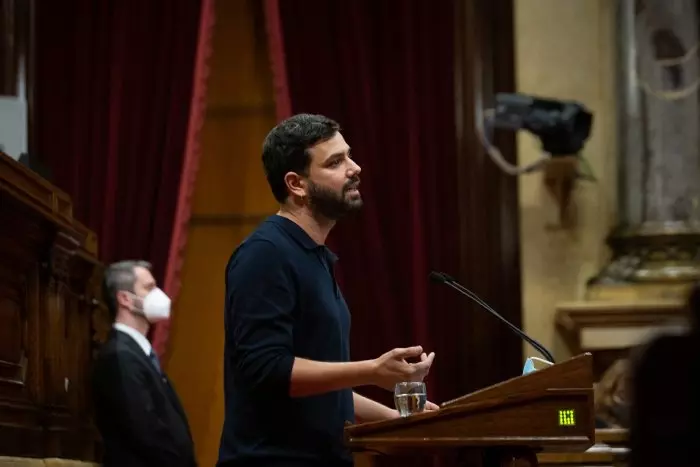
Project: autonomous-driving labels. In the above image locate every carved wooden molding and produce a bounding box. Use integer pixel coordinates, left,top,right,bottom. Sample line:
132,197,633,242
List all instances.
48,231,81,282
0,151,104,460
0,351,27,386
555,300,687,354
0,151,97,258
0,265,29,389
0,151,72,222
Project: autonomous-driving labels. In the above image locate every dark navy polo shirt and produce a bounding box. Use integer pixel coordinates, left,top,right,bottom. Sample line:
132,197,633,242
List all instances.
217,215,354,467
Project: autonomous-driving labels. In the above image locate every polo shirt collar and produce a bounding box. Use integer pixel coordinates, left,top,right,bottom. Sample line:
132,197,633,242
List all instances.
267,214,338,261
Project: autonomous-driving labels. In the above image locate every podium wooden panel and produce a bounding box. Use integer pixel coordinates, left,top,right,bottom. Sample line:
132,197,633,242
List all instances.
345,353,595,466
0,152,108,461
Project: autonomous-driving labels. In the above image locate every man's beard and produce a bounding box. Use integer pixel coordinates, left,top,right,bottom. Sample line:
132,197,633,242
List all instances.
307,178,363,221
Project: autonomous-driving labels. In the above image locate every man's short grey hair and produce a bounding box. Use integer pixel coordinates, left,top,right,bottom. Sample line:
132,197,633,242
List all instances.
103,260,152,318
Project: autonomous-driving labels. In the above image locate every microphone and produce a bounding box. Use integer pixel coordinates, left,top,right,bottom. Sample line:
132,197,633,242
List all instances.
429,271,555,363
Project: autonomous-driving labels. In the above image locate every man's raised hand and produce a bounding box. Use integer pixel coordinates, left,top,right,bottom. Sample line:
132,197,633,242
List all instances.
369,346,435,390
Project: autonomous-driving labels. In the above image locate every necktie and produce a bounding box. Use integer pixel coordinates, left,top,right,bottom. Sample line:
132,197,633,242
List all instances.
149,350,162,374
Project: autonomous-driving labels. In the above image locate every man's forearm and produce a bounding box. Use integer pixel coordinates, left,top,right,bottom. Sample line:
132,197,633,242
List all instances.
289,357,375,397
353,392,398,422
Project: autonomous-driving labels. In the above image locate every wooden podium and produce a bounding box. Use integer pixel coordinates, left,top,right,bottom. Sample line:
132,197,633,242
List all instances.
345,353,595,467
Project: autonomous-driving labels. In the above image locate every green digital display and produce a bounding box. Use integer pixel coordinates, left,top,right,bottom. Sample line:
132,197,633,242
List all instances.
558,409,576,426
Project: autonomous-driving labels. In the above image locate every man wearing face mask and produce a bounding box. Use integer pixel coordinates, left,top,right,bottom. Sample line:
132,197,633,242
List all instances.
92,260,196,467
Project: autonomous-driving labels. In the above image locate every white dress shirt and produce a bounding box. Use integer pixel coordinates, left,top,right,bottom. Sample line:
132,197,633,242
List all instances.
113,322,152,356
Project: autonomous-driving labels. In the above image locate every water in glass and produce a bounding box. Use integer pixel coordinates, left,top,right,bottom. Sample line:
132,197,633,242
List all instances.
394,382,426,417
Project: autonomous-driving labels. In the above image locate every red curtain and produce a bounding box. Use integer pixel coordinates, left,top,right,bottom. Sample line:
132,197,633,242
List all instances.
33,0,212,355
265,0,464,408
151,0,215,357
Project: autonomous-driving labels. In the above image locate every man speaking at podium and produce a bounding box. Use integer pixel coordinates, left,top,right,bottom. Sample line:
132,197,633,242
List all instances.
217,114,437,467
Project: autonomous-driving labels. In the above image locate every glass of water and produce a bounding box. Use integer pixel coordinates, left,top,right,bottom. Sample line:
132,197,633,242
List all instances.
394,381,427,417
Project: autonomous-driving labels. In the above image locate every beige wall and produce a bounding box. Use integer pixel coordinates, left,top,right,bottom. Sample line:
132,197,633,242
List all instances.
515,0,618,360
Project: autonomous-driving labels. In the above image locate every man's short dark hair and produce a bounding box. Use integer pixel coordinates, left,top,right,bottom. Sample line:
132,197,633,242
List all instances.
103,260,152,319
262,113,341,203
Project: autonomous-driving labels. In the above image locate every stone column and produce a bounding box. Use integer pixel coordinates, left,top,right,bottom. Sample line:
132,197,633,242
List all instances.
591,0,700,299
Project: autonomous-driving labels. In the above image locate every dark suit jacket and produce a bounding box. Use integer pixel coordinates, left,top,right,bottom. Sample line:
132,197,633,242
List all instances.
92,329,197,467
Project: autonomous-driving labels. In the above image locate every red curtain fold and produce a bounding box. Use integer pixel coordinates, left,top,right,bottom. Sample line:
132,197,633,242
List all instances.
151,0,215,358
265,0,463,407
33,0,209,356
263,0,292,122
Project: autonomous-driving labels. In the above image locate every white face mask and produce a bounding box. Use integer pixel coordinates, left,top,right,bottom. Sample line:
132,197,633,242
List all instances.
130,288,171,323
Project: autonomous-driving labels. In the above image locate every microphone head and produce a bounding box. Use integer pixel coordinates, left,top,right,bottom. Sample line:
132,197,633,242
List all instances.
442,272,457,282
428,271,447,283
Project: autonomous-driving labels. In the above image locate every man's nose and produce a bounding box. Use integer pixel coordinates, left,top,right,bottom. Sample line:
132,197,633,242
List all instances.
348,158,361,175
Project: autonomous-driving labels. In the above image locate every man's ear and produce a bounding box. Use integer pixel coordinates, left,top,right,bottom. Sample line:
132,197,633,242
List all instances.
115,290,131,309
284,172,307,199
